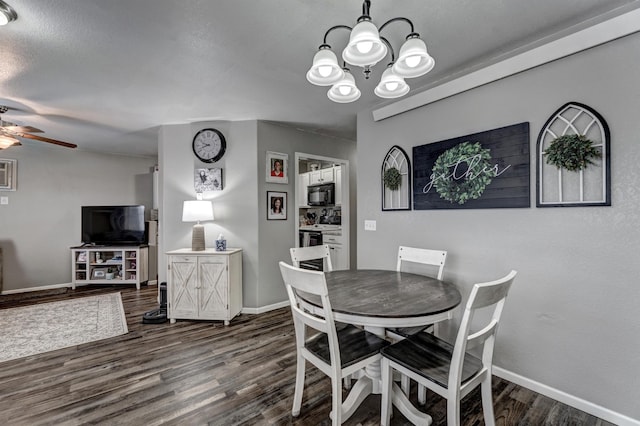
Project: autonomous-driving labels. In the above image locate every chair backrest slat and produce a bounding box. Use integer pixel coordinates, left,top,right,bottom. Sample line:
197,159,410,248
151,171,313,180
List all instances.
290,245,333,271
397,246,447,280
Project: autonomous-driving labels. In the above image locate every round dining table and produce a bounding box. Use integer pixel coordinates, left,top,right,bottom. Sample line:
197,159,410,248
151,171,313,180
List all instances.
298,269,462,423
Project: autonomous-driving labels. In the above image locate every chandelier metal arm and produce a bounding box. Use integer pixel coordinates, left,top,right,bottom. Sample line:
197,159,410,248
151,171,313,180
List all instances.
378,16,415,36
380,36,395,63
322,24,353,46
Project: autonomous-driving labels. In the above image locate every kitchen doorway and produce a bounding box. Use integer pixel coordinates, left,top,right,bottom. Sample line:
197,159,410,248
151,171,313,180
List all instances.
294,153,350,270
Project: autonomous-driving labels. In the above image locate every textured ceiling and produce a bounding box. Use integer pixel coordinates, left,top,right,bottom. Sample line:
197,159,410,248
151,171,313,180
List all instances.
0,0,638,157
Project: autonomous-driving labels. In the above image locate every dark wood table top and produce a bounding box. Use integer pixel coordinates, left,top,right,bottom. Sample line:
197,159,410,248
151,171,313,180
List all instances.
300,269,462,328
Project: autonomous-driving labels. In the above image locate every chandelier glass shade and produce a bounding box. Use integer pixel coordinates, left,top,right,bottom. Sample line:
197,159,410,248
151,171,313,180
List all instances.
327,69,361,103
0,1,17,26
306,0,434,103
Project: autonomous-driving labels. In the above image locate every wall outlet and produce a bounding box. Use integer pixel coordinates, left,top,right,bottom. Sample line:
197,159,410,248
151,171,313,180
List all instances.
364,220,376,231
0,196,8,205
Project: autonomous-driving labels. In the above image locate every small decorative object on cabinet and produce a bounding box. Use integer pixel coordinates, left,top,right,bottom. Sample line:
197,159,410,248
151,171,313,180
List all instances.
166,248,243,325
71,246,149,289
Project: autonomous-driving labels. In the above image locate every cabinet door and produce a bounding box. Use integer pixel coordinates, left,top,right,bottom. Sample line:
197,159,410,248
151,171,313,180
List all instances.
320,168,334,183
169,257,198,318
328,245,346,270
309,170,322,185
198,257,229,319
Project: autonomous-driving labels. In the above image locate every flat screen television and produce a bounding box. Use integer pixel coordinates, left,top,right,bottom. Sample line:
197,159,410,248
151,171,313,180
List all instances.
81,205,146,246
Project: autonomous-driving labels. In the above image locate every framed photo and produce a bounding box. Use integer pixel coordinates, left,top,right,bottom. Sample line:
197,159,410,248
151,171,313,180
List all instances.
194,168,223,192
0,159,17,191
266,151,288,184
267,191,287,220
92,268,106,279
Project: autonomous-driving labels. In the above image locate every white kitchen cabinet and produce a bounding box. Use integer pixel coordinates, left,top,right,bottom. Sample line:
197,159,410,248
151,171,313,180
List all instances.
309,168,334,185
167,248,243,325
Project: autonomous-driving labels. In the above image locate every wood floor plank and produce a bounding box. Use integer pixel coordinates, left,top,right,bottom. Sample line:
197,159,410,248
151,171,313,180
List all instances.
0,285,617,426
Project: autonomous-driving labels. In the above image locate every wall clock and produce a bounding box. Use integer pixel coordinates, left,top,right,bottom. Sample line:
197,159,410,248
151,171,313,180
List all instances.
192,128,226,163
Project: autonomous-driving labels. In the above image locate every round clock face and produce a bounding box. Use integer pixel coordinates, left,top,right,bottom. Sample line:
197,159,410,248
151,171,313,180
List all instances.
192,128,226,163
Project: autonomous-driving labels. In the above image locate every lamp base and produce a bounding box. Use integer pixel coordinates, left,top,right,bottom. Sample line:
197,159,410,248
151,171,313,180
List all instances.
191,223,206,251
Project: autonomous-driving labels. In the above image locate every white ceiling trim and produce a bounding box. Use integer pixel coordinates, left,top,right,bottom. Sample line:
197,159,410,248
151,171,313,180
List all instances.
372,7,640,122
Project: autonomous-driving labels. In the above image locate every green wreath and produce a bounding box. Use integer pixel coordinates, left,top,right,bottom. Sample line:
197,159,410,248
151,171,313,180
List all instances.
432,141,495,204
545,134,601,171
383,167,402,191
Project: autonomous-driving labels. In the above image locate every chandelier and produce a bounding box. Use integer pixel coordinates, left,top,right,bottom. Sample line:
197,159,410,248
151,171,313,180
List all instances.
306,0,434,103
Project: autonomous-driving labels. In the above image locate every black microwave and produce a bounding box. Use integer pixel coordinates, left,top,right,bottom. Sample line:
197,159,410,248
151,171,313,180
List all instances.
308,183,335,206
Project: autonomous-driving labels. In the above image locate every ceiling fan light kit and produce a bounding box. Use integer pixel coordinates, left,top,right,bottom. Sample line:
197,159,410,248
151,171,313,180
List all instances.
306,0,434,103
0,0,17,26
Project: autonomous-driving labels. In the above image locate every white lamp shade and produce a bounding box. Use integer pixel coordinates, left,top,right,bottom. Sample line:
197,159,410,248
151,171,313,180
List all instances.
306,48,345,86
342,20,387,67
374,67,410,98
327,70,361,103
182,200,214,222
392,37,435,78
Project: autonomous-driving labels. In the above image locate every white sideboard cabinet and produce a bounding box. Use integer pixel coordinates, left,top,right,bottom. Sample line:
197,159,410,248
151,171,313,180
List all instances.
71,246,149,289
166,248,243,325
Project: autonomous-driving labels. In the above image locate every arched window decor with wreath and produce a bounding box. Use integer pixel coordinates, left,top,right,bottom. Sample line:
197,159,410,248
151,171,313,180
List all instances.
537,102,610,207
382,145,411,210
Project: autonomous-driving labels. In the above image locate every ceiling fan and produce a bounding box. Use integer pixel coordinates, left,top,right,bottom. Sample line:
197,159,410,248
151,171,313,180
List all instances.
0,105,77,149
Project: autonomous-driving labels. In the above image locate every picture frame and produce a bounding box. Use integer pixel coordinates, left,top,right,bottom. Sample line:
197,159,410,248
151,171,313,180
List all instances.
194,168,223,192
0,159,17,191
267,191,287,220
92,268,106,279
266,151,288,184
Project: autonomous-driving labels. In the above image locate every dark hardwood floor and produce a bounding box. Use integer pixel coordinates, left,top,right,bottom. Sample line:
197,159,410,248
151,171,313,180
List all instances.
0,285,614,426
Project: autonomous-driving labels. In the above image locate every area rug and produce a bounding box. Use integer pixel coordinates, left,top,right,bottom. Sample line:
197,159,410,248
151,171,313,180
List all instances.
0,292,128,362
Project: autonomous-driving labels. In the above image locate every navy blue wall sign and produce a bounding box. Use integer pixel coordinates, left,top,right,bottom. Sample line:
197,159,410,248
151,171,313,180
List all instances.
413,122,530,210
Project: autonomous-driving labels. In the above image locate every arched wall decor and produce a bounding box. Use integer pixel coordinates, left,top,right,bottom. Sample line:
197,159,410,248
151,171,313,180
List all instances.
537,102,610,207
381,145,411,211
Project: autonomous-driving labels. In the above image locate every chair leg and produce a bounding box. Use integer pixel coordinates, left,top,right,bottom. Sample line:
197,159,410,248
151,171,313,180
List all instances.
417,383,427,405
343,375,352,389
331,376,342,426
481,375,496,426
401,374,410,396
292,354,305,416
447,395,461,426
380,358,393,426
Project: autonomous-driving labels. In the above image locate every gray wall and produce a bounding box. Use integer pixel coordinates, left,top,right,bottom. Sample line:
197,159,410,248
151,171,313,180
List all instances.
0,144,155,292
157,120,356,309
158,121,260,307
256,122,357,307
357,33,640,420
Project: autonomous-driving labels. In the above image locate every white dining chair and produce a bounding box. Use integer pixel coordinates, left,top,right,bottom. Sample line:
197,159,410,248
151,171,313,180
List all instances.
279,261,389,425
290,244,333,271
388,246,448,401
380,270,517,426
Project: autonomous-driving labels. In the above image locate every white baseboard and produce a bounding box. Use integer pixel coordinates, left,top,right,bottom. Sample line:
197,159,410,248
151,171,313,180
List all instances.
242,300,289,315
493,366,640,426
1,282,72,295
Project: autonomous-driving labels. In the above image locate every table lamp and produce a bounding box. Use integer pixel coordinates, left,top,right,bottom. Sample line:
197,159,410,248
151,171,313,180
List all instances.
182,200,214,251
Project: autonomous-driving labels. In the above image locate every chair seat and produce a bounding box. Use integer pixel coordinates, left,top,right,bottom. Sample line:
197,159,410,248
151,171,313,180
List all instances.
306,324,390,368
381,332,482,388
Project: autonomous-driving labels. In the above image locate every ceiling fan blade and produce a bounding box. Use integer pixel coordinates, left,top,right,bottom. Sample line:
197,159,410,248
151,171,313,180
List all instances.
3,125,44,133
14,132,77,149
